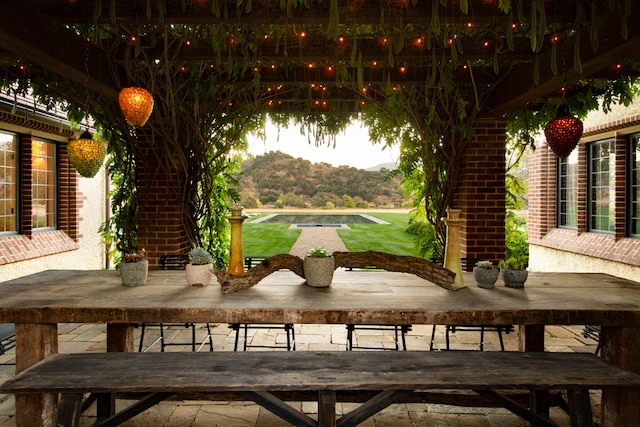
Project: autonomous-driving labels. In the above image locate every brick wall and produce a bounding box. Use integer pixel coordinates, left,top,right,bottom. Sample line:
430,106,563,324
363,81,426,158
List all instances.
454,118,507,264
135,129,191,269
0,115,81,266
529,125,640,269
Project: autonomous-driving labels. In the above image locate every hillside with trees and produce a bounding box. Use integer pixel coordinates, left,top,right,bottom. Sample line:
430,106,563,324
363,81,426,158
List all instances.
237,151,409,208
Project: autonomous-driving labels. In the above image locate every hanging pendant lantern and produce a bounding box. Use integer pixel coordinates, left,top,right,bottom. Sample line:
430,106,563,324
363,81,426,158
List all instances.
543,104,583,158
67,130,107,178
118,87,154,126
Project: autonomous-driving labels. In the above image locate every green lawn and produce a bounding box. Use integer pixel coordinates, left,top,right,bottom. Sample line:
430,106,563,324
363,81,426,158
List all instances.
242,211,419,257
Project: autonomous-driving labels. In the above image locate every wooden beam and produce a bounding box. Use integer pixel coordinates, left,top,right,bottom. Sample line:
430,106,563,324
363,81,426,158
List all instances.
485,2,640,115
0,1,119,100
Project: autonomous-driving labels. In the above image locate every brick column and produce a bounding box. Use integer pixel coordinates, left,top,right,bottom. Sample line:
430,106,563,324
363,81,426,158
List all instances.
528,142,556,241
134,129,191,269
454,118,506,265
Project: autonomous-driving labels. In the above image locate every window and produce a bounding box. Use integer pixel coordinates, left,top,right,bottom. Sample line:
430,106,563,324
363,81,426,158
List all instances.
31,139,56,229
588,139,615,232
0,131,17,234
558,150,578,228
629,133,640,237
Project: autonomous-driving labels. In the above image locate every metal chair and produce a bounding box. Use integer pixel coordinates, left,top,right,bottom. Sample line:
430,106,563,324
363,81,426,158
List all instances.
582,325,601,355
229,256,295,351
346,324,412,351
429,324,515,351
138,255,213,352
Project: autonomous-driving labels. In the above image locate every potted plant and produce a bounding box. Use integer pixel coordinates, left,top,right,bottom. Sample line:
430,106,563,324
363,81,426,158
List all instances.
186,247,214,287
303,247,335,288
119,248,148,287
499,257,528,288
472,260,499,289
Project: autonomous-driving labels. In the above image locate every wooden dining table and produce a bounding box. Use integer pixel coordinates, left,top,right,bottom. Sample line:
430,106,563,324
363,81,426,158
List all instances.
0,268,639,427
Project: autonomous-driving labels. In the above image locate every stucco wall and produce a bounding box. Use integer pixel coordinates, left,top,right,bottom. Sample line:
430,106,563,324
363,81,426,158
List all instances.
530,245,640,283
0,166,107,282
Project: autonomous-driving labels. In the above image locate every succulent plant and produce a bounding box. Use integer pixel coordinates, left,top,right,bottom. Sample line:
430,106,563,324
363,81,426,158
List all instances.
123,248,146,263
475,260,495,269
305,247,333,258
188,247,213,265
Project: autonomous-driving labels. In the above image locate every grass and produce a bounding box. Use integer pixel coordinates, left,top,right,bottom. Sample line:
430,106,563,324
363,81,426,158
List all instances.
241,211,419,257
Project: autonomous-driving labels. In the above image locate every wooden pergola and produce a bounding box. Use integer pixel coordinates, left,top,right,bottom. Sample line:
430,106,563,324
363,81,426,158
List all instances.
0,0,639,266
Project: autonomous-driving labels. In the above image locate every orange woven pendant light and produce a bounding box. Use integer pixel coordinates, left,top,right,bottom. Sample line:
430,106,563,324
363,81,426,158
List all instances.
118,87,154,127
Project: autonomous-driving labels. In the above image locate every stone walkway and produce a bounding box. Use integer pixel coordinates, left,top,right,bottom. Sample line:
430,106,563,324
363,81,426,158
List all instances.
0,229,602,427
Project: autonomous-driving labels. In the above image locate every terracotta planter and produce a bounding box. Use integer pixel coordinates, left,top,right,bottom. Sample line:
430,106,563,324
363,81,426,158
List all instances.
502,269,528,288
120,260,148,287
303,256,335,288
185,263,213,287
473,267,499,289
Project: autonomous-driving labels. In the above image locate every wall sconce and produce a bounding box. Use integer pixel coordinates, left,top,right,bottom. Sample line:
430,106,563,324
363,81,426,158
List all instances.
67,130,107,178
118,87,154,127
543,104,583,158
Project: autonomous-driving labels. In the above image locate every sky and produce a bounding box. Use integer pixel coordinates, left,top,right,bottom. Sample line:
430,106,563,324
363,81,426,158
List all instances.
245,121,400,170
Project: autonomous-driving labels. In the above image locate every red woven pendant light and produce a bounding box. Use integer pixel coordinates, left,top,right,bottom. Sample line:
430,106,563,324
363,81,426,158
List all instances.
544,104,583,158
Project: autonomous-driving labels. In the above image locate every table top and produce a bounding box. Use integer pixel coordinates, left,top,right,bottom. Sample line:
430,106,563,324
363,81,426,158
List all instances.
0,269,639,326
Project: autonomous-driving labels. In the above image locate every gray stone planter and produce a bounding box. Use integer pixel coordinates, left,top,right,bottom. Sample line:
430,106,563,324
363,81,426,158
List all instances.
120,260,148,287
303,256,335,288
473,267,499,289
502,269,528,288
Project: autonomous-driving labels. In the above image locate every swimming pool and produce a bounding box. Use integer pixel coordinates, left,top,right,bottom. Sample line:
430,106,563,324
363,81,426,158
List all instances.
250,213,389,227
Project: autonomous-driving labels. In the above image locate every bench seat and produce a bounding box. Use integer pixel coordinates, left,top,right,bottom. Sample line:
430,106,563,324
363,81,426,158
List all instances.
3,351,640,427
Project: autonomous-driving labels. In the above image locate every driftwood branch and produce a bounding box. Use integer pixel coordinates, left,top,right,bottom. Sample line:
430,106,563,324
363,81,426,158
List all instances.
213,254,304,294
213,251,460,293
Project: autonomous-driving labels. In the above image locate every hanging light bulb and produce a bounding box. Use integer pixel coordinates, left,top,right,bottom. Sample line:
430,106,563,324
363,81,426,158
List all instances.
118,87,154,126
67,130,107,178
544,104,583,158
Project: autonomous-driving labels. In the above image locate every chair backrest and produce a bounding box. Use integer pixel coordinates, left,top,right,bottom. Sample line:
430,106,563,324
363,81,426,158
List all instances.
159,254,190,270
244,256,266,270
0,323,16,355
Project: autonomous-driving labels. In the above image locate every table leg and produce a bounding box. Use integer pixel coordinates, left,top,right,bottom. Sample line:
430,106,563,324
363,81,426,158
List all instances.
106,323,135,352
600,326,640,427
14,323,58,427
519,325,548,422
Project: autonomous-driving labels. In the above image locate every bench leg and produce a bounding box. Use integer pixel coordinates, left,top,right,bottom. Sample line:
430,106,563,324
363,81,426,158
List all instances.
318,390,336,427
337,390,413,427
474,390,556,427
96,392,116,421
567,389,593,427
243,391,317,427
58,393,83,427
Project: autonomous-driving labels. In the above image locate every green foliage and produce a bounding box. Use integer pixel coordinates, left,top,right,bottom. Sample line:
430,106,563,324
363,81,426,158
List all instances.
405,218,438,259
475,260,495,269
305,247,333,258
188,247,214,265
343,194,355,208
502,212,529,270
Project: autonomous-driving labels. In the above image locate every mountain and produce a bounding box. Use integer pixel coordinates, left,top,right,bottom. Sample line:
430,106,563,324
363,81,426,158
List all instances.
237,151,408,208
366,162,398,172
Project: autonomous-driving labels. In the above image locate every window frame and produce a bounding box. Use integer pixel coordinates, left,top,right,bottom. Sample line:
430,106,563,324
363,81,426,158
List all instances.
587,138,616,233
0,130,19,236
31,137,58,232
628,133,640,238
557,151,578,229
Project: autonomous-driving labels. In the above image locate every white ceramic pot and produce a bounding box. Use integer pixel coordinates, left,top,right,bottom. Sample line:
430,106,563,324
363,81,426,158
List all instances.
303,256,335,288
185,263,213,287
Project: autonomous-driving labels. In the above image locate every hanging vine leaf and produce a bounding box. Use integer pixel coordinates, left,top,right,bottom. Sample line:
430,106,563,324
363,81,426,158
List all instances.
493,45,499,75
506,12,515,51
590,1,599,52
431,0,440,34
427,50,437,87
350,31,357,62
245,0,252,14
146,0,151,18
94,0,102,19
395,22,405,54
622,14,628,40
212,0,221,17
460,0,468,14
573,32,582,73
551,37,557,75
517,0,526,23
326,0,339,39
530,0,538,52
533,54,539,85
110,0,116,24
158,0,166,24
536,0,546,54
356,52,364,92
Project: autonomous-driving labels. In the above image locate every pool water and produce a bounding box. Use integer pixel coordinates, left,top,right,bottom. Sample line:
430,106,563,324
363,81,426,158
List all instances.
257,214,379,225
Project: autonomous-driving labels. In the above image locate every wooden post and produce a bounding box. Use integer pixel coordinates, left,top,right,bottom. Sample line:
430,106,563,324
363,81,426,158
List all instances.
442,209,465,287
227,206,248,275
519,325,548,422
106,324,135,352
600,326,640,427
15,323,58,427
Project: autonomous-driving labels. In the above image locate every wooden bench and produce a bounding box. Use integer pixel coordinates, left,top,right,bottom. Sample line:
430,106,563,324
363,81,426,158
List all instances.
3,351,640,427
